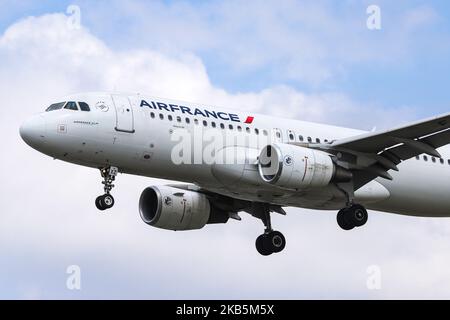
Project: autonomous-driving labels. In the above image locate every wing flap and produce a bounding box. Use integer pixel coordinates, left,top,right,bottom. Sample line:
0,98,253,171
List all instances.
331,112,450,154
308,113,450,190
381,128,450,162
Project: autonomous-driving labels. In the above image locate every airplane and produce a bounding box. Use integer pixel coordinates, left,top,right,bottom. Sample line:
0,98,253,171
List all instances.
20,92,450,256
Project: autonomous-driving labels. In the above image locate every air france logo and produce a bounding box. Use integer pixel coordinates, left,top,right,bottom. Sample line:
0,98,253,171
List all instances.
164,196,173,206
95,101,109,112
284,155,293,166
140,100,253,124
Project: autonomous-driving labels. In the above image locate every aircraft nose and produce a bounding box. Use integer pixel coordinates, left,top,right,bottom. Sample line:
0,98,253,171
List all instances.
20,115,46,149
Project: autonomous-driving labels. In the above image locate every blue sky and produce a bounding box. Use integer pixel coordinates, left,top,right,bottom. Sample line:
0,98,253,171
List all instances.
3,0,450,299
2,0,450,116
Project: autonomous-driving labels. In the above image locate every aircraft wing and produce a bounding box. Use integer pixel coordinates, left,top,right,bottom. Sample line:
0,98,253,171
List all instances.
310,112,450,189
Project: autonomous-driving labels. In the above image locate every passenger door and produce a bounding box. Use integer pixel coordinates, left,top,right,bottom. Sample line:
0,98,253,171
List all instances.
112,94,135,133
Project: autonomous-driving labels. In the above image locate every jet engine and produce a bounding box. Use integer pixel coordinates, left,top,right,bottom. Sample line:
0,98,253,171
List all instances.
139,186,229,231
258,143,351,189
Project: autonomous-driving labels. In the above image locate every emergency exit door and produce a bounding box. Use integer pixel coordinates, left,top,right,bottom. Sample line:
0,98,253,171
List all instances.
112,95,135,133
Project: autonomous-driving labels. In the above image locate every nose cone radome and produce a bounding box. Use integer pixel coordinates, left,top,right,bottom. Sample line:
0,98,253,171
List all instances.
20,115,46,150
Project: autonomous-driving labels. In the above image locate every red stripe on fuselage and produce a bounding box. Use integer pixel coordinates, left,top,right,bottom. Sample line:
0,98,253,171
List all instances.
244,116,254,124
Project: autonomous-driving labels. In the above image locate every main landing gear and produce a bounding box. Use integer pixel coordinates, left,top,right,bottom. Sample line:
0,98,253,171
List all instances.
253,204,286,256
95,166,118,211
336,204,368,230
335,181,368,230
256,231,286,256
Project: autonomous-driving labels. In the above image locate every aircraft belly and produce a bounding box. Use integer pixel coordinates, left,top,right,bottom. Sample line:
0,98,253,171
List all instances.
367,161,450,217
201,183,345,210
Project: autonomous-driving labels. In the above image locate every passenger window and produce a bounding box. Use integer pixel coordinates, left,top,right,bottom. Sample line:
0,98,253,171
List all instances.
263,130,268,136
255,128,259,135
159,114,164,120
423,156,428,161
220,123,225,129
211,122,216,128
185,118,190,124
246,127,250,133
316,138,321,143
46,102,66,112
238,126,243,132
229,124,234,130
289,133,294,141
448,159,450,165
79,102,90,112
150,112,155,119
176,116,181,123
440,158,444,164
415,156,420,160
307,137,312,143
203,120,208,127
168,115,173,121
432,157,436,163
299,135,304,142
64,101,78,111
194,119,199,125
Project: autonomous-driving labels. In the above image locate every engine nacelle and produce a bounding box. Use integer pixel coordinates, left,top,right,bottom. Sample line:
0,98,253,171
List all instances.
139,186,228,231
258,144,351,189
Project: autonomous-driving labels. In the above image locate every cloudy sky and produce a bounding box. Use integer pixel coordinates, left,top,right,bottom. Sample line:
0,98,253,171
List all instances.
2,0,450,299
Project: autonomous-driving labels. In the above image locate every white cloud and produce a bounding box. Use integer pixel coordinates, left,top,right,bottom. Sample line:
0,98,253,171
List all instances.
78,0,443,86
0,12,448,299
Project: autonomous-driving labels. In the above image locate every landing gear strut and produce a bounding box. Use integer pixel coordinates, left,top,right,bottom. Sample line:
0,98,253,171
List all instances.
253,204,286,256
336,204,368,230
95,166,118,211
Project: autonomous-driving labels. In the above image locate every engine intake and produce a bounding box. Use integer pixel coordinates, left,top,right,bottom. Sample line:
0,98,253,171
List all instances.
139,186,228,231
258,143,351,189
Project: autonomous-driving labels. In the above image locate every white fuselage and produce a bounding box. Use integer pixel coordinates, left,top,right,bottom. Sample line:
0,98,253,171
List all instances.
20,92,450,217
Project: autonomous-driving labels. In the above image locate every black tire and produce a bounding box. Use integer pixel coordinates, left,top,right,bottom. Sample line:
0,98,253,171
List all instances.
255,234,272,256
348,204,368,227
337,208,354,230
95,196,106,211
102,194,115,209
267,231,286,253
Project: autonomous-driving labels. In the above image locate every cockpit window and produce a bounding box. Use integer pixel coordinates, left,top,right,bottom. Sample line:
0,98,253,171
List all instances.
46,102,66,112
79,102,90,112
64,101,78,111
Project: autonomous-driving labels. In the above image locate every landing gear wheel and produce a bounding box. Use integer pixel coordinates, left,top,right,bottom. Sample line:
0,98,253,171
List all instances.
95,196,106,211
267,231,286,253
95,194,115,211
337,208,354,230
255,234,272,256
255,231,286,256
349,204,368,227
337,204,368,230
252,203,287,256
102,194,115,209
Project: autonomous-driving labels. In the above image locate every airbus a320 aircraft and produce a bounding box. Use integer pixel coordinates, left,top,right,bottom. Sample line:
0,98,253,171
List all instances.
20,92,450,255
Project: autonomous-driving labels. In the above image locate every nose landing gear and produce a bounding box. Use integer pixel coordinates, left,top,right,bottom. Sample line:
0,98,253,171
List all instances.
95,166,118,211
